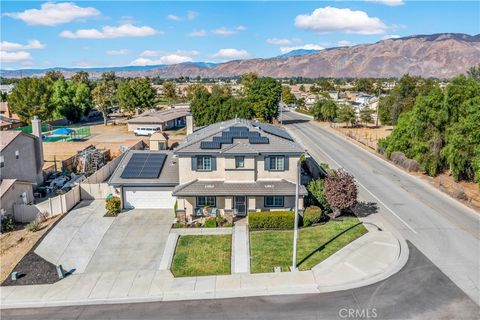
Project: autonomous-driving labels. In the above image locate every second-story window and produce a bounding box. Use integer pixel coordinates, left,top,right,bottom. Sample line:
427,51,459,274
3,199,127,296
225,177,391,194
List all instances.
197,156,212,171
270,156,285,171
235,156,245,168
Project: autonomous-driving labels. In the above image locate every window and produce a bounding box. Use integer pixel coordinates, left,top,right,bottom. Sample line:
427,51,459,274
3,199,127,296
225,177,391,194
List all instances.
197,156,212,171
197,196,216,207
265,196,284,207
0,155,4,168
235,156,245,168
269,156,285,171
15,150,19,159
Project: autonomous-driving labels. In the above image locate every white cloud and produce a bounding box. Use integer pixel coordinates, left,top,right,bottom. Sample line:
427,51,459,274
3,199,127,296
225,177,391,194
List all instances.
140,50,199,58
212,27,237,36
295,7,388,35
186,11,199,20
130,54,193,66
106,49,129,55
188,29,207,37
235,25,247,31
267,38,302,46
0,40,46,51
366,0,405,6
0,50,32,63
336,40,352,47
60,24,160,39
382,34,401,40
211,48,250,60
279,44,324,54
167,14,181,21
4,2,100,26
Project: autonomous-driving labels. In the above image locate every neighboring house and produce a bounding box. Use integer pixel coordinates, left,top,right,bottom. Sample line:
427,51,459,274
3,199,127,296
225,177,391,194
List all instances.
0,115,22,131
0,84,14,95
127,108,188,132
108,150,179,209
0,130,44,216
172,118,307,219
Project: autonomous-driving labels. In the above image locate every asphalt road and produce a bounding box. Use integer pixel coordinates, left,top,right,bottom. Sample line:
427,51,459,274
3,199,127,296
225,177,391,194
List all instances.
2,244,478,320
282,110,480,304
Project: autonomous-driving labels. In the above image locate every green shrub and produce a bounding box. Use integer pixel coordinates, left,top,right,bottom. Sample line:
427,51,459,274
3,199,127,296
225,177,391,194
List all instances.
303,206,324,227
205,218,217,228
223,223,233,227
248,211,295,229
216,215,227,227
173,222,186,228
105,197,121,216
307,179,331,212
26,220,41,232
1,214,15,232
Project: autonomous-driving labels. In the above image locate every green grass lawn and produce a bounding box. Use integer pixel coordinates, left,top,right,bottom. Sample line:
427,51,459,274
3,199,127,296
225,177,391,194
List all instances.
171,234,231,277
250,216,368,273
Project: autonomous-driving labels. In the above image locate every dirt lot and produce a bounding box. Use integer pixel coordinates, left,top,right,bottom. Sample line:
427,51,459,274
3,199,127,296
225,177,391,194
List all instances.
331,123,393,150
0,215,62,282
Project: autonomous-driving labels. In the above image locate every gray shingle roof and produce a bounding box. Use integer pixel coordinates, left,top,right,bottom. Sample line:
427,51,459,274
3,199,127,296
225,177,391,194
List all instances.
174,118,304,155
172,179,308,196
109,150,179,187
127,108,188,125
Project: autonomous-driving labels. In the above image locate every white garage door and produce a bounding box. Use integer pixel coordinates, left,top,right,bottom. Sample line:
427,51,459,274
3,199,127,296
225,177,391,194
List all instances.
124,187,176,209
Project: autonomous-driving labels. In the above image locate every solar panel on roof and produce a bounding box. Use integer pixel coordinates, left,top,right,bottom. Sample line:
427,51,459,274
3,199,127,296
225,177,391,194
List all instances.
120,153,166,179
249,136,269,144
251,122,293,141
200,141,221,149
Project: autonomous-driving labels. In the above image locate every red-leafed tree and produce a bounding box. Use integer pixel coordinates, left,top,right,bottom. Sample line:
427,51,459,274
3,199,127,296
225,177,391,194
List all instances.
324,169,358,219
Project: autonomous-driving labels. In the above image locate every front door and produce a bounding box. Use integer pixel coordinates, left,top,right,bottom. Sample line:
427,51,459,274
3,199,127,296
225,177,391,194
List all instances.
234,196,246,216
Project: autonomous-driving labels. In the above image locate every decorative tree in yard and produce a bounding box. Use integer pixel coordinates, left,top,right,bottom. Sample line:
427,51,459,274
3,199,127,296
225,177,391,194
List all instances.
324,169,358,219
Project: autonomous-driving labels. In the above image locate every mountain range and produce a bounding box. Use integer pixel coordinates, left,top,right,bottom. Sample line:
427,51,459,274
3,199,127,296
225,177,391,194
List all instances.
1,33,479,79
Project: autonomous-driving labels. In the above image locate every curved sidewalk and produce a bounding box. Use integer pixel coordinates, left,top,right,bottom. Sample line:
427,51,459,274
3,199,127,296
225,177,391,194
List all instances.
0,228,408,309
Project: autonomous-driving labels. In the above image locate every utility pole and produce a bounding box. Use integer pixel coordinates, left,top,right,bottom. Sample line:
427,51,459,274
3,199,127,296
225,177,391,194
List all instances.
376,87,380,128
280,87,283,125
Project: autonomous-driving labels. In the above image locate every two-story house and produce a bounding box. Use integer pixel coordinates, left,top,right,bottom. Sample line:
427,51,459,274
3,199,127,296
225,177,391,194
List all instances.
172,118,307,219
0,130,44,216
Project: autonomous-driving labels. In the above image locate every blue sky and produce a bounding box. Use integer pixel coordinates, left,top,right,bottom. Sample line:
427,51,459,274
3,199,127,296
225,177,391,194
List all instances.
1,1,479,69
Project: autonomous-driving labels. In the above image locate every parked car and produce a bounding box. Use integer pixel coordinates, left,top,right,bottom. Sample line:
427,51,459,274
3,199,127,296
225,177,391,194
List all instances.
134,127,160,136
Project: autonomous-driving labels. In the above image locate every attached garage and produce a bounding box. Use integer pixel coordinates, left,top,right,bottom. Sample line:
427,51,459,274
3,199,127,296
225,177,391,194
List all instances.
108,150,179,210
123,187,176,209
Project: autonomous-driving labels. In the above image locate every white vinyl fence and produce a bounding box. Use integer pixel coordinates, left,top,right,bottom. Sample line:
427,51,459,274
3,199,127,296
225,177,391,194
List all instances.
79,154,124,200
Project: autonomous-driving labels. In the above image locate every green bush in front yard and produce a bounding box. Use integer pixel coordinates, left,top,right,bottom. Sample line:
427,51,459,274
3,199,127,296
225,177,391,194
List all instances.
26,220,41,232
105,197,121,216
204,217,217,228
302,206,324,227
249,211,295,229
1,214,15,232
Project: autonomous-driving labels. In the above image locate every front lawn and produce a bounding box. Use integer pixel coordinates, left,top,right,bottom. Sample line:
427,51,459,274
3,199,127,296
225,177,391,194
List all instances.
250,216,367,273
171,234,231,277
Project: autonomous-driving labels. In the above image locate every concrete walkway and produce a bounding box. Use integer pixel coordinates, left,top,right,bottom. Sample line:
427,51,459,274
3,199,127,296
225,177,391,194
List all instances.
1,228,408,309
232,225,250,274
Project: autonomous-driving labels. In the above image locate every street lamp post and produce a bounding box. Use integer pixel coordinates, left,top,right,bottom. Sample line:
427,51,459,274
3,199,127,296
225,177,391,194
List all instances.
292,153,305,271
280,89,283,125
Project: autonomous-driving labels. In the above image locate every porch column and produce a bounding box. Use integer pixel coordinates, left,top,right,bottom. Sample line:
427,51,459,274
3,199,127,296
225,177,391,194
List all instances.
225,196,233,210
248,196,256,212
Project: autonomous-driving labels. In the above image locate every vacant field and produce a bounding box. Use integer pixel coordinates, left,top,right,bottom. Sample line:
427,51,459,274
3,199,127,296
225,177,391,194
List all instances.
0,215,62,282
171,234,231,277
331,123,393,150
250,216,367,273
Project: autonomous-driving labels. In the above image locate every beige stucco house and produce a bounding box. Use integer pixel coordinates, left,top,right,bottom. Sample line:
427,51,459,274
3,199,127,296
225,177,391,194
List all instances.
172,118,307,219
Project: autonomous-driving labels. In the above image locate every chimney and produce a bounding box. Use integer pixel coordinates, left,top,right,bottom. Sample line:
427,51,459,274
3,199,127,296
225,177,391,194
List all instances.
31,116,44,180
186,112,193,135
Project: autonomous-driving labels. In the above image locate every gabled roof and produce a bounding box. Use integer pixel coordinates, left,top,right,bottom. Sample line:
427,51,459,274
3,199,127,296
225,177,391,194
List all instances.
127,108,188,125
174,118,304,155
0,131,36,152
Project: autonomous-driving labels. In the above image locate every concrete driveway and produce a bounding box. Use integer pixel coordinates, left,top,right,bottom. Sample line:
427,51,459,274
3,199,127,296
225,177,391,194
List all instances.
35,200,173,274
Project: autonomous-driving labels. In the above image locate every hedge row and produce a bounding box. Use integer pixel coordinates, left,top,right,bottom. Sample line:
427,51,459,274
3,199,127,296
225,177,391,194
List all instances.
248,211,295,229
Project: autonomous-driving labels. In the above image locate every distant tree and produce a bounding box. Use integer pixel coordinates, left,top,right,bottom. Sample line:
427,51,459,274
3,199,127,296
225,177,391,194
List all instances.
282,85,296,105
317,79,335,91
240,72,258,96
8,77,54,123
299,84,306,92
186,83,208,101
0,92,7,102
72,82,93,118
129,77,156,110
116,81,137,115
359,105,375,126
337,104,356,127
324,169,358,219
354,78,375,94
92,72,118,125
44,70,64,83
296,97,306,110
247,77,281,122
467,64,480,82
71,71,91,86
162,81,177,103
311,98,337,122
